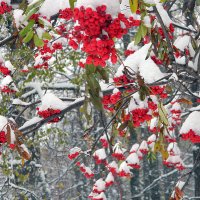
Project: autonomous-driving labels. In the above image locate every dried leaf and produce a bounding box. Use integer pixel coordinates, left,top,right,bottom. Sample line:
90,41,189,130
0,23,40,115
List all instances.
129,0,138,13
22,151,31,160
177,98,192,105
6,125,11,145
22,157,25,167
174,187,183,200
161,149,169,160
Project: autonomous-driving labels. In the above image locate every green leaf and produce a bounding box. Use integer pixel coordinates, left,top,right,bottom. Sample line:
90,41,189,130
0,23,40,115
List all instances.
97,67,109,83
19,20,35,37
24,7,38,22
34,34,44,47
129,0,138,13
69,0,77,9
134,30,142,45
141,24,148,37
23,30,34,43
42,32,52,40
90,95,103,110
86,64,96,75
25,0,43,15
158,102,169,126
86,73,103,110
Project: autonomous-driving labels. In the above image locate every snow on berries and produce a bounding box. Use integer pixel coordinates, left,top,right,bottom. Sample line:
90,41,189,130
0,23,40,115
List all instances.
0,115,8,144
179,111,200,143
76,162,95,179
0,58,14,76
106,161,118,174
37,93,67,123
138,140,149,154
126,152,140,169
163,142,185,170
93,148,107,164
118,161,132,177
100,134,110,148
92,178,106,193
130,143,139,154
105,172,114,187
112,143,126,160
0,75,18,93
68,147,81,160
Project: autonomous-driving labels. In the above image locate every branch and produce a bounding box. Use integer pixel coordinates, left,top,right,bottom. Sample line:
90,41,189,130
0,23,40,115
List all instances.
0,35,17,47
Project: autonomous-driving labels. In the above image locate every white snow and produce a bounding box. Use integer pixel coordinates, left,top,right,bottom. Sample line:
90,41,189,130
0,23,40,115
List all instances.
76,0,121,18
0,115,8,131
180,111,200,135
167,142,180,155
126,153,140,165
139,58,165,83
5,61,14,72
93,148,107,160
69,147,81,154
20,144,30,155
39,0,70,18
38,93,67,111
19,117,42,130
171,102,181,111
139,140,149,152
105,172,114,184
130,143,139,153
13,9,25,29
175,56,186,65
143,16,151,28
93,178,106,192
127,41,139,51
0,0,10,5
12,99,31,106
193,53,199,71
147,134,156,143
156,3,172,27
128,92,148,111
36,27,45,39
107,161,118,173
126,43,151,73
1,75,18,91
174,36,190,51
119,161,131,174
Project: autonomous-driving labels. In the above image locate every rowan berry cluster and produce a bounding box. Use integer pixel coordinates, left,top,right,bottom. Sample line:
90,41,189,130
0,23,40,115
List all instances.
0,131,6,143
0,65,10,75
37,108,61,123
59,5,140,67
181,129,200,143
113,74,134,86
129,108,152,127
102,91,121,111
150,86,168,98
0,1,11,15
1,86,16,93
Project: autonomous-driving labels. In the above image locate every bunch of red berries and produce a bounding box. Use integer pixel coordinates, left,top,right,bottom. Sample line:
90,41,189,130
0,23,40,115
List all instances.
150,86,168,99
0,63,10,75
59,5,140,67
1,86,16,93
0,131,6,143
113,74,134,86
37,108,61,123
129,108,152,127
0,1,11,15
